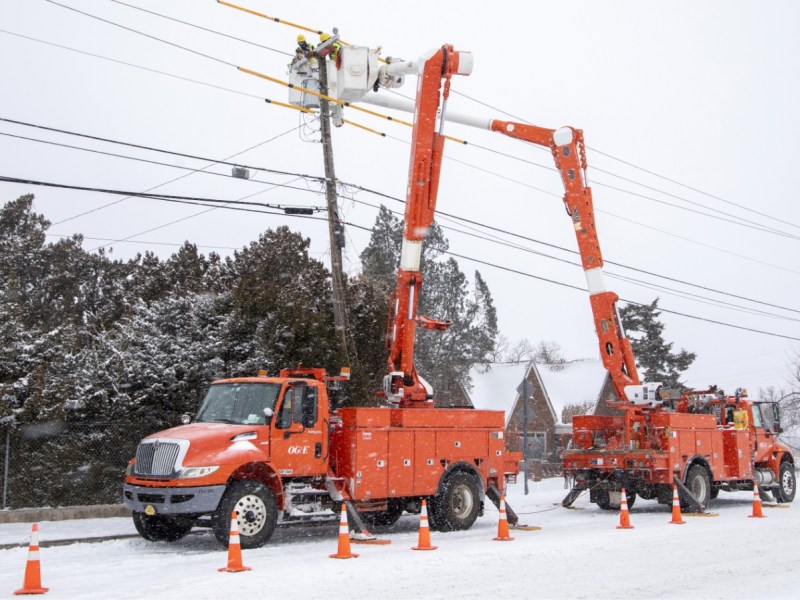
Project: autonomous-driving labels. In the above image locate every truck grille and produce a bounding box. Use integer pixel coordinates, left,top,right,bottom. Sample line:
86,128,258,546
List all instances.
134,441,180,476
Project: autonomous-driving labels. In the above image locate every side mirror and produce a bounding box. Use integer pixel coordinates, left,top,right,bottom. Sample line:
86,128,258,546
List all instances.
263,407,274,420
181,414,192,424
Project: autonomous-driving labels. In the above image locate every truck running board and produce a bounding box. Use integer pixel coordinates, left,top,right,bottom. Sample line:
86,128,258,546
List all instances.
487,484,519,526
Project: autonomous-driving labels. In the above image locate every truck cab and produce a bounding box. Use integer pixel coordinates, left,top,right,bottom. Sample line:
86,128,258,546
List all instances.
123,369,337,548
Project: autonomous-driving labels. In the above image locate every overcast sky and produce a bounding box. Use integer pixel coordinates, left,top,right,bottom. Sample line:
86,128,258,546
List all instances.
2,0,799,396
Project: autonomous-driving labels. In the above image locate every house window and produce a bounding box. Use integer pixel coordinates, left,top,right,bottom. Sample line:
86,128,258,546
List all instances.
523,432,546,461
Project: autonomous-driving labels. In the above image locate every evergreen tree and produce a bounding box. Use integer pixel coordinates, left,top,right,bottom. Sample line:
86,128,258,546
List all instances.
359,205,402,295
223,226,338,376
356,206,498,403
619,298,696,387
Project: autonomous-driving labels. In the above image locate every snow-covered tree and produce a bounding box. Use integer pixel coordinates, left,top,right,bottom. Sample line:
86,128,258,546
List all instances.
619,298,696,387
222,226,337,376
357,206,499,403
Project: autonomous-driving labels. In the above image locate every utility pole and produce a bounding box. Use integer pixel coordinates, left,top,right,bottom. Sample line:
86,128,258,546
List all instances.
523,375,529,495
316,50,351,367
517,373,530,495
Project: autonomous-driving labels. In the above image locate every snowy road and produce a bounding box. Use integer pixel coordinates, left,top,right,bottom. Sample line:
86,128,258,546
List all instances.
1,478,798,599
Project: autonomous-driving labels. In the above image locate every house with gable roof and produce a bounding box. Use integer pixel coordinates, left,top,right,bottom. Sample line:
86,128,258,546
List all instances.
468,359,619,477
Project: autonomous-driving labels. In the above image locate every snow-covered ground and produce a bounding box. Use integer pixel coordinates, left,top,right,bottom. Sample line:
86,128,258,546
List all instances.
1,478,797,599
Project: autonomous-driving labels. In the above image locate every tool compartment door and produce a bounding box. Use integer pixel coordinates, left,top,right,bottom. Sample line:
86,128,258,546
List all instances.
388,430,414,497
351,430,389,500
413,429,440,496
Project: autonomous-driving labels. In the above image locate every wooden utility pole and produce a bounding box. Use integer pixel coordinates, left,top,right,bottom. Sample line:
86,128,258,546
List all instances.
316,54,351,366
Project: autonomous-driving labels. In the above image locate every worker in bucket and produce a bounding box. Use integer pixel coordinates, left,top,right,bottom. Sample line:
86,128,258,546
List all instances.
320,32,343,67
294,34,314,60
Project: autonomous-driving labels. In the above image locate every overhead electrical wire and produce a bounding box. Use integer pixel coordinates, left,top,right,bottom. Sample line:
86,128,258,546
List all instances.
7,12,797,241
0,175,327,213
40,0,800,241
9,3,800,339
6,168,800,329
42,0,236,68
107,0,293,56
3,117,798,317
3,172,798,342
449,90,800,233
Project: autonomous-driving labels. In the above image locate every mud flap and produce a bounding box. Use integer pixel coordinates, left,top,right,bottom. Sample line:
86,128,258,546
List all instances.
674,476,705,512
487,484,519,526
561,487,583,508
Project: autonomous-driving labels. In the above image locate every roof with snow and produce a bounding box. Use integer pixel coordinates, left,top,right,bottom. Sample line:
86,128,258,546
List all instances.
468,359,610,427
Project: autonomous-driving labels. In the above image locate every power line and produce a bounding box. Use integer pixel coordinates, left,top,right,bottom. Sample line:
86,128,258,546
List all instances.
42,0,236,68
444,250,800,342
0,28,263,100
341,192,800,323
37,2,800,242
6,172,798,342
108,0,293,57
450,91,800,233
4,117,797,316
0,175,326,213
5,19,798,244
0,117,322,184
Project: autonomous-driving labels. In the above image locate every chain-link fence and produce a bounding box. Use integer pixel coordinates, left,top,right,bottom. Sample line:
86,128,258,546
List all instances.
1,420,149,510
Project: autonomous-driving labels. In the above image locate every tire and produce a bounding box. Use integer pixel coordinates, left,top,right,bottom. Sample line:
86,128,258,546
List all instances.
430,472,482,532
360,499,404,530
594,489,635,510
682,465,711,512
132,512,193,542
710,485,719,500
595,490,612,510
774,462,796,503
213,480,277,549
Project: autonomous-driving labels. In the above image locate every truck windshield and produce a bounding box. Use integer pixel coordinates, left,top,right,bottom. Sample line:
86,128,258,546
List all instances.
196,383,282,425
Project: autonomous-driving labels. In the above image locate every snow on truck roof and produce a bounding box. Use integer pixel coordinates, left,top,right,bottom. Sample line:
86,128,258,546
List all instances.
468,360,609,427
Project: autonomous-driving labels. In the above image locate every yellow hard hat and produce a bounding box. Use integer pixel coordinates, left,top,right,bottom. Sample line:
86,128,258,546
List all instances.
297,34,305,43
320,33,331,42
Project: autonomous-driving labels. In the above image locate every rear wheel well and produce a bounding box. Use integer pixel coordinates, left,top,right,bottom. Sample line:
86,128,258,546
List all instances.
435,463,484,498
685,457,713,483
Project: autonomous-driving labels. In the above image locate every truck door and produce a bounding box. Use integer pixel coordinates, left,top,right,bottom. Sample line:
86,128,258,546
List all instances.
751,402,778,463
270,382,327,477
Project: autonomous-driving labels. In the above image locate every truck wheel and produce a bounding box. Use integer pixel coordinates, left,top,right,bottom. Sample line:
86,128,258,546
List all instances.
132,512,193,542
593,489,635,510
682,465,710,512
361,499,404,530
775,462,796,503
430,472,481,532
213,480,277,549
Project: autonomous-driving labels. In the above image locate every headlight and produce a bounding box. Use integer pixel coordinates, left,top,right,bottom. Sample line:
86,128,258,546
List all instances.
179,466,219,479
125,461,134,476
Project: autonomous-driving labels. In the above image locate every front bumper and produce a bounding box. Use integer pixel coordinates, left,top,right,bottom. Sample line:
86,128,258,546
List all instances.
123,483,226,515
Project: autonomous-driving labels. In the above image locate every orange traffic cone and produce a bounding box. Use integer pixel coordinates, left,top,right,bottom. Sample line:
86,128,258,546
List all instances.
411,499,438,551
14,523,48,595
668,485,686,525
330,504,359,559
616,488,634,529
748,484,766,519
493,495,514,541
218,511,251,572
